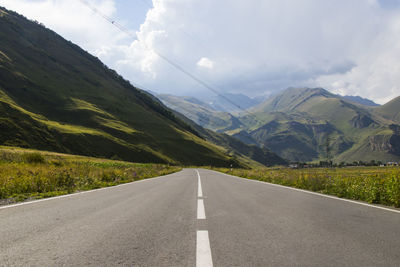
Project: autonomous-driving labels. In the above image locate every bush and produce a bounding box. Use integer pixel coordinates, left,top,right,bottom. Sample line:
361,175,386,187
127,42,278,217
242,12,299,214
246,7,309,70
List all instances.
22,153,45,164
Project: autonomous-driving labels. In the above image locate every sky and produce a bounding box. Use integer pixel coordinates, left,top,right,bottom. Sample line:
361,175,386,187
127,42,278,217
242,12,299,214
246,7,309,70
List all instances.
0,0,400,104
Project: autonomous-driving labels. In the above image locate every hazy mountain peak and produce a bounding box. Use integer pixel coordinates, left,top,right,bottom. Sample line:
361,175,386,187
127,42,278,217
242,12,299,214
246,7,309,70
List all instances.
252,87,335,113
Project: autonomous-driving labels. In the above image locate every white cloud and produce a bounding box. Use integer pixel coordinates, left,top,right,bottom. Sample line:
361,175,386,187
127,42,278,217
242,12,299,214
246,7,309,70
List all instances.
1,0,400,103
314,12,400,104
112,0,400,101
197,57,214,69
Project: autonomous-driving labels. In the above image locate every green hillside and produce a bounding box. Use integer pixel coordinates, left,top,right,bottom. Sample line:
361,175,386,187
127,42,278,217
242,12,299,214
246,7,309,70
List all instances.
374,96,400,123
237,88,400,162
250,87,334,114
0,6,246,167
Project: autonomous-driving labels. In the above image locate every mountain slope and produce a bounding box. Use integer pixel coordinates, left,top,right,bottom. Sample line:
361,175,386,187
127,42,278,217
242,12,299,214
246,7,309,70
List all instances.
249,87,334,114
0,7,245,167
158,94,243,132
343,95,379,107
374,96,400,123
238,88,400,162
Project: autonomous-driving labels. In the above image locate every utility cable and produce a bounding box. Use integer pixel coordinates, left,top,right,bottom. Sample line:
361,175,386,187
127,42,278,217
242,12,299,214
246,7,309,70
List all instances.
77,0,263,127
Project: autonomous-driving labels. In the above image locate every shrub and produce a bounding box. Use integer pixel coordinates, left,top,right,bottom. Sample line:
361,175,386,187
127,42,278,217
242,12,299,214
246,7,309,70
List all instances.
22,153,45,164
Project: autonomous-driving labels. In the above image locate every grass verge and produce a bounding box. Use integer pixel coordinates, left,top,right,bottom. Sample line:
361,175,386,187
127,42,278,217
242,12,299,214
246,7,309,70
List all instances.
213,167,400,208
0,146,181,205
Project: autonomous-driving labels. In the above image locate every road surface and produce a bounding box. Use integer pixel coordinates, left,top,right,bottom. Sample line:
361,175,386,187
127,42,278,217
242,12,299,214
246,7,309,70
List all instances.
0,169,399,266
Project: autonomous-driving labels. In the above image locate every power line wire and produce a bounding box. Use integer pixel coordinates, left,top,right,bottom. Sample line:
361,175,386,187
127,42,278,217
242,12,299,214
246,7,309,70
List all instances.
79,0,133,36
78,0,263,126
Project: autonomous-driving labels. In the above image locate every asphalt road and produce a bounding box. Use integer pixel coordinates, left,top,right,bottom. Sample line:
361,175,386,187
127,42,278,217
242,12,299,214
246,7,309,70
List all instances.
0,169,399,266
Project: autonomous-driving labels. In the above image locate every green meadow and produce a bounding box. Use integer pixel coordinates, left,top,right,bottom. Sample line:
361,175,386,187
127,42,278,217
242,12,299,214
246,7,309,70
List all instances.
0,146,181,204
216,166,400,207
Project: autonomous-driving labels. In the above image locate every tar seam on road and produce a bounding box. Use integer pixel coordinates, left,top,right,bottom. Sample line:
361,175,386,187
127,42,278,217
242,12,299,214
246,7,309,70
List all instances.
0,173,170,211
220,171,400,214
196,170,213,267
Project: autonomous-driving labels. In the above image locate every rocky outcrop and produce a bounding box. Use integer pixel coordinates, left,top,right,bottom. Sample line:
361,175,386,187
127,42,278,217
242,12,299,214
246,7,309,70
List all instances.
351,114,374,129
389,135,400,155
368,134,400,155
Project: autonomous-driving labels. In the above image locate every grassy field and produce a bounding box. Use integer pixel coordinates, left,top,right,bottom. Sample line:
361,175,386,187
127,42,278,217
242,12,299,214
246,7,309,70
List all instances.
0,146,181,205
215,166,400,208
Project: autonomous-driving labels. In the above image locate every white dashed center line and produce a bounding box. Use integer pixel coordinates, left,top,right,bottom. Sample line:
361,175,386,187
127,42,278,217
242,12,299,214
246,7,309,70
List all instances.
197,199,206,219
196,230,213,267
197,170,203,198
196,170,213,267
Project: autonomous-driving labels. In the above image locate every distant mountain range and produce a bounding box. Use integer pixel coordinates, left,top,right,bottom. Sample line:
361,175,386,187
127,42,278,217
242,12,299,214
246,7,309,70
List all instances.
160,87,400,163
0,6,286,167
198,93,264,113
158,94,243,132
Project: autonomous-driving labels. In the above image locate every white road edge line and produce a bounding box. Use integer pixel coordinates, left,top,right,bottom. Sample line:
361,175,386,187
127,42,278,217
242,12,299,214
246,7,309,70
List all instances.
0,171,180,211
197,170,203,198
218,171,400,214
197,199,206,219
197,230,213,267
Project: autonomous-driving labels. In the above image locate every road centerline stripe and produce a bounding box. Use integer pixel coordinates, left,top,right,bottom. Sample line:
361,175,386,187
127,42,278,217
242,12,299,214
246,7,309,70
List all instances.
197,170,203,198
197,199,206,219
196,230,213,267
